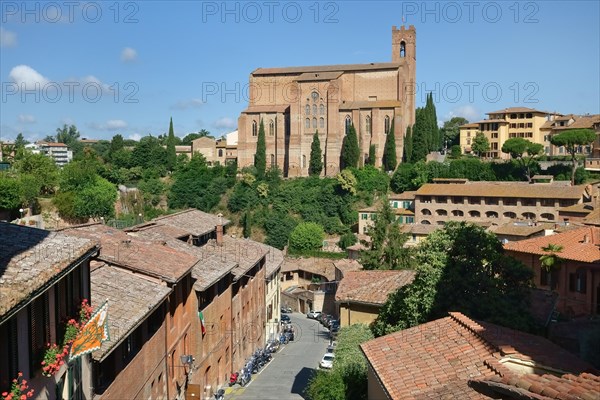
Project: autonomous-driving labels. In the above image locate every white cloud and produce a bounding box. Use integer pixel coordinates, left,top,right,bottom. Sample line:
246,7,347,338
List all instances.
0,27,17,48
18,114,36,124
9,65,50,90
213,117,236,130
171,99,204,110
128,133,142,141
444,105,480,122
89,119,128,131
121,47,138,62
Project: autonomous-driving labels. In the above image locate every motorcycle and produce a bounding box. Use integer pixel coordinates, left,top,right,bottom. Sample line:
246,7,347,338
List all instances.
229,371,239,386
214,388,225,400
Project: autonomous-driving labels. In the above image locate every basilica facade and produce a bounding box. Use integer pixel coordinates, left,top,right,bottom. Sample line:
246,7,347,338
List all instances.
237,25,416,177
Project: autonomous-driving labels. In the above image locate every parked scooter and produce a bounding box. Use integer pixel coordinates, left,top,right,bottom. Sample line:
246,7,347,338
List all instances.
229,371,239,386
214,388,225,400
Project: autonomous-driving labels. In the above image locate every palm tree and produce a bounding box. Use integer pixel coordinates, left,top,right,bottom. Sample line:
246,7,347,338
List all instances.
539,243,563,290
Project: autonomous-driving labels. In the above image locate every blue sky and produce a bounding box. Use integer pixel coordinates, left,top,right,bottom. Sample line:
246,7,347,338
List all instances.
1,0,599,142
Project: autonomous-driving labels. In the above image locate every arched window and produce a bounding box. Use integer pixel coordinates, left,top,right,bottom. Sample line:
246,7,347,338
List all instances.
503,212,517,219
312,104,317,115
345,116,352,135
422,209,431,216
485,211,498,218
305,118,310,129
365,115,371,134
305,104,310,115
319,118,325,129
218,149,223,157
252,120,257,136
540,213,555,221
302,155,306,168
421,220,431,225
270,154,275,166
269,120,275,136
400,41,406,58
522,212,536,220
469,210,480,218
312,118,317,129
319,104,325,115
436,209,447,216
311,91,319,102
452,210,464,217
384,115,390,133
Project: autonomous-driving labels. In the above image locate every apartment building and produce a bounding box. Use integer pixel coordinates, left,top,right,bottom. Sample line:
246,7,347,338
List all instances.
0,223,98,399
459,107,562,159
191,131,238,166
414,178,597,226
357,191,416,235
37,142,73,167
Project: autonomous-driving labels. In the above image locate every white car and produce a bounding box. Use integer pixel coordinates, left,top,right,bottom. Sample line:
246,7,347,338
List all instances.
319,353,335,369
307,310,322,319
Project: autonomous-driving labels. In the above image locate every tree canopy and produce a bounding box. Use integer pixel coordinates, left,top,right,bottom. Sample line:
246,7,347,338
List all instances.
382,119,397,171
309,131,323,176
471,131,490,157
550,129,596,185
255,119,267,178
341,123,359,169
289,222,325,252
440,117,469,147
501,137,544,181
166,117,177,172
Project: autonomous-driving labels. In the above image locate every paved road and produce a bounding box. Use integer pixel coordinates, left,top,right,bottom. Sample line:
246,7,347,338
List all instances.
225,312,331,400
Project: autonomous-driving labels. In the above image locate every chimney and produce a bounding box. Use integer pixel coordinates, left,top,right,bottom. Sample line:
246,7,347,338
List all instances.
216,213,223,246
583,234,589,244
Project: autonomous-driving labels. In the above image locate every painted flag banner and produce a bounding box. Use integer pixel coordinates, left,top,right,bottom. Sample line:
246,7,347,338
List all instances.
198,311,206,335
69,301,110,362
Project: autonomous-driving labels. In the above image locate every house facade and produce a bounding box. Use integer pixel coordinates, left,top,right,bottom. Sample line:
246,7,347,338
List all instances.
357,191,416,235
237,26,416,177
0,223,98,399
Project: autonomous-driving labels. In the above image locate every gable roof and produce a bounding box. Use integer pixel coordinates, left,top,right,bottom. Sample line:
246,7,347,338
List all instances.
0,223,98,319
252,62,401,75
61,224,197,283
360,312,596,400
335,270,415,305
486,107,555,115
149,209,230,237
281,257,336,281
416,181,587,199
503,226,600,263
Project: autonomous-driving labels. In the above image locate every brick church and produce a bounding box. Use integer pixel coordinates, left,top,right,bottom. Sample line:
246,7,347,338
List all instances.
237,25,416,177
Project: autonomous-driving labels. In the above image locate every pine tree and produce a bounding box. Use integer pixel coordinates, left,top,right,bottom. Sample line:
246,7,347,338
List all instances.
242,210,252,238
403,126,413,163
255,119,266,179
309,130,323,176
367,144,376,166
382,119,397,171
166,117,177,172
341,123,359,169
412,108,429,162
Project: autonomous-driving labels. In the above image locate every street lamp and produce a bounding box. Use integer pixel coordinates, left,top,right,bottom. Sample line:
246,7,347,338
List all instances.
19,208,24,219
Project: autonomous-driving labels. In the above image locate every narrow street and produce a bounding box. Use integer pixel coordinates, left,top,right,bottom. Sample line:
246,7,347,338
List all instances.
225,312,331,400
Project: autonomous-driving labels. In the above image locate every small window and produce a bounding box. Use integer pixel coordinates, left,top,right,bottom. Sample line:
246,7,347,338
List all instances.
569,269,586,293
365,115,372,134
312,104,317,115
361,213,368,220
436,209,447,216
305,104,310,115
384,116,391,133
312,118,317,129
320,104,325,115
345,116,352,135
503,211,517,219
469,210,480,217
485,211,498,218
218,149,223,157
270,154,275,166
252,120,257,136
452,210,464,217
311,91,319,102
400,41,406,58
305,118,310,129
319,118,325,129
269,120,275,136
302,155,306,168
422,209,431,216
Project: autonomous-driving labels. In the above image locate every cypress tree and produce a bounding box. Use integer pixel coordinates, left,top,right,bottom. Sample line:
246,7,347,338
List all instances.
309,130,323,176
255,119,266,179
367,144,376,166
341,123,359,169
166,117,177,171
242,210,252,238
382,119,397,171
403,126,413,163
412,108,429,162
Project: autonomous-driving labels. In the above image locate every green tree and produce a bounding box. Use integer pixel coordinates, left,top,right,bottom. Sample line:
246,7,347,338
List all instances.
289,222,325,252
411,108,429,162
539,244,563,290
55,124,80,146
109,134,125,155
0,174,22,210
471,131,490,158
550,129,596,185
242,210,252,238
336,169,357,195
72,177,117,220
264,212,297,250
306,371,345,400
440,117,468,148
166,117,177,172
501,137,544,181
14,133,28,149
449,144,462,159
338,232,357,250
367,144,376,166
255,119,267,179
181,129,213,145
309,131,323,176
382,119,397,171
131,136,167,171
12,150,59,194
403,126,413,163
371,222,535,337
19,174,42,209
341,123,359,169
425,93,440,151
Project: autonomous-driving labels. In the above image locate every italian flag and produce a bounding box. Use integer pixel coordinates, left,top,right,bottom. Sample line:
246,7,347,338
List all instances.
198,311,206,335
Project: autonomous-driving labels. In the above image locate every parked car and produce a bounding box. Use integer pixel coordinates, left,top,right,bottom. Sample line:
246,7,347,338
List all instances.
281,314,291,322
327,319,339,329
307,310,322,319
326,344,335,354
281,306,292,313
321,314,333,326
319,353,335,369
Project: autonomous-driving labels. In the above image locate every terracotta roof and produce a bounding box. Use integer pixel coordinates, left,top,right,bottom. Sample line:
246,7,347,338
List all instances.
335,270,415,305
559,202,595,214
503,226,600,263
339,100,402,110
470,372,600,400
175,145,192,152
332,259,363,277
399,224,440,235
61,224,197,283
584,207,600,226
0,223,97,318
39,142,68,147
389,191,416,200
360,312,596,400
550,115,600,131
295,71,343,82
90,263,171,361
242,105,290,114
491,223,546,237
460,123,480,128
281,257,336,281
126,223,192,241
150,209,230,237
252,62,401,75
486,107,556,115
416,181,588,199
472,119,509,124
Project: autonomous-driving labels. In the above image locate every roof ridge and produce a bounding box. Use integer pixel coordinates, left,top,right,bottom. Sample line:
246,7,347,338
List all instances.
448,312,503,358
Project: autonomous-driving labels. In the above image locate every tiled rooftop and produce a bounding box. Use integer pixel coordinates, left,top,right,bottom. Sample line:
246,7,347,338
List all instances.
332,259,363,277
61,224,197,283
252,62,401,75
504,226,600,263
486,107,553,115
360,312,597,400
335,270,415,305
150,209,230,236
490,223,547,237
416,181,588,199
0,223,97,318
90,263,171,361
281,257,337,281
389,191,416,200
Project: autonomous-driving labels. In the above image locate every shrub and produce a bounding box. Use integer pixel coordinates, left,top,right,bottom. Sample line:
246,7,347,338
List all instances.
289,222,325,252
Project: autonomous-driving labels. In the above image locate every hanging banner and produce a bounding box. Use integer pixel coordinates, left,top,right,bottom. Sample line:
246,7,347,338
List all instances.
69,301,110,362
